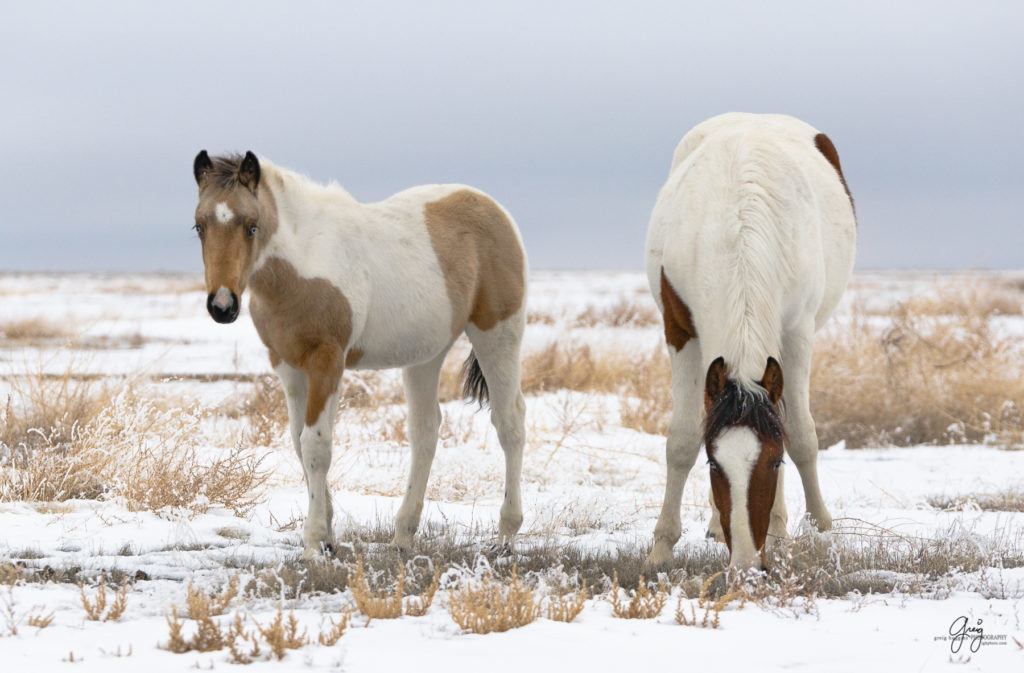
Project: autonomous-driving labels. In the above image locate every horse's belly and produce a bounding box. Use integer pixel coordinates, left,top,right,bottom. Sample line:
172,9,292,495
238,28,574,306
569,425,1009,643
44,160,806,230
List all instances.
348,308,454,371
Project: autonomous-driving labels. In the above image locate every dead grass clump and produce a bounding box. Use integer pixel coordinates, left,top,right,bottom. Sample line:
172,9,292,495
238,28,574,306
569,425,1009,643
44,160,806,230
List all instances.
0,318,70,342
186,575,239,620
609,572,669,619
890,279,1024,318
255,606,309,660
348,558,441,619
167,605,322,662
317,612,351,646
448,568,541,634
676,572,746,628
574,299,661,328
927,488,1024,512
811,296,1024,448
1,380,270,516
544,581,588,623
80,576,128,622
241,375,288,446
521,341,669,400
0,369,110,453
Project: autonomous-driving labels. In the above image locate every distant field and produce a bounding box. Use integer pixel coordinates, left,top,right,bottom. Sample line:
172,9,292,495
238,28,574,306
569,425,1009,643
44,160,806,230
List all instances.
1,270,1023,670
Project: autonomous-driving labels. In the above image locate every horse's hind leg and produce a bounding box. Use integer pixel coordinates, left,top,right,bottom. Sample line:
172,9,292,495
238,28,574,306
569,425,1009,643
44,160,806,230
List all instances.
782,325,832,532
392,347,449,550
465,311,526,545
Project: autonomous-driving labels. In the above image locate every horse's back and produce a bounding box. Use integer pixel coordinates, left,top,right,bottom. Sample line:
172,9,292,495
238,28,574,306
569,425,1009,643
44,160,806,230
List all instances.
650,113,856,334
349,184,527,369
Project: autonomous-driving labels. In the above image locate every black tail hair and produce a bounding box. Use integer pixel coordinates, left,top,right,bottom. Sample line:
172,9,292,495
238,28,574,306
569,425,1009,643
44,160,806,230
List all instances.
461,350,489,407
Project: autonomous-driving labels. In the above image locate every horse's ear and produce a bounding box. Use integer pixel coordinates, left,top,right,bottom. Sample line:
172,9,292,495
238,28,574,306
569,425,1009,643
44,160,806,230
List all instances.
761,357,784,405
704,357,728,411
238,151,260,192
193,150,212,187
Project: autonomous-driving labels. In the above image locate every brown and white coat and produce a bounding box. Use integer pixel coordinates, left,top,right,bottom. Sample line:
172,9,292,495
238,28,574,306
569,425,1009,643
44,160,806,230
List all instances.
193,151,528,557
643,113,857,570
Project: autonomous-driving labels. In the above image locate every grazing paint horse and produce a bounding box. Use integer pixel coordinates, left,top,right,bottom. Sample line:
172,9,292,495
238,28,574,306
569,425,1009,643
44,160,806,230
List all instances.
191,151,528,558
643,113,856,570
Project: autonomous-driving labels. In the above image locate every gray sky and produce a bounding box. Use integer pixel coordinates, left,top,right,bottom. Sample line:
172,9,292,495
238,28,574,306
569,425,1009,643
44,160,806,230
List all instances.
1,1,1021,272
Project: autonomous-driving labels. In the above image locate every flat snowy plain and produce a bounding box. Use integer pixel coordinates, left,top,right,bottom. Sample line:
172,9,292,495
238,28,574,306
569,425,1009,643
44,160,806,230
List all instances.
1,271,1022,671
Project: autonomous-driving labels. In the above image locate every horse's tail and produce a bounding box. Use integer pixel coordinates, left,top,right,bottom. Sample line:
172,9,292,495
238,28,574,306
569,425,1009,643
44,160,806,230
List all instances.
461,350,489,407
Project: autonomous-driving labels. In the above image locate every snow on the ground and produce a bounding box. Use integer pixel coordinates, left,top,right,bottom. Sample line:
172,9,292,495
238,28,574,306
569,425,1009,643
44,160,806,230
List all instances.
1,271,1023,671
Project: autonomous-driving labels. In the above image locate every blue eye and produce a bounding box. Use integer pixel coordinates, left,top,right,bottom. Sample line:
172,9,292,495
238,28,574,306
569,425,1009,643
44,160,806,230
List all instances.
194,223,204,236
247,224,258,237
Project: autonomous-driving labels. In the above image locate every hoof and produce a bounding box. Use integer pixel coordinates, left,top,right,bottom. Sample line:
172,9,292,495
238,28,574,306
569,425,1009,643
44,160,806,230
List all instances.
643,543,675,572
485,541,513,557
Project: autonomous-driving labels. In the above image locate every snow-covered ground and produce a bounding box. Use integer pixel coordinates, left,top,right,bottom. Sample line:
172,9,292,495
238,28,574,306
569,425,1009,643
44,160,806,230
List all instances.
1,271,1023,671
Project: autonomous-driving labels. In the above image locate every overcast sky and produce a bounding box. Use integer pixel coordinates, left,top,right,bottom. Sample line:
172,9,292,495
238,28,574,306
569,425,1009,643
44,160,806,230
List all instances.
1,1,1021,272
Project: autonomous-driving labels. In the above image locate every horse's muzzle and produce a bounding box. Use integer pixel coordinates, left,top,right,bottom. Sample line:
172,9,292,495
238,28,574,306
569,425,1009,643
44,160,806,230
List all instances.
207,288,239,324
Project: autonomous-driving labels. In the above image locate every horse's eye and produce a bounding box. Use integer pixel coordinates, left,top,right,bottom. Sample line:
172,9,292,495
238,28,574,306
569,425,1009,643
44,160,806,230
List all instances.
194,223,204,237
771,459,783,471
708,459,721,474
247,224,258,238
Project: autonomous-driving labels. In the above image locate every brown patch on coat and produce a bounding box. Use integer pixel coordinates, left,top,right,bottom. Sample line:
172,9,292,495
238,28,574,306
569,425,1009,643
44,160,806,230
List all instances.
248,257,355,426
814,133,855,213
423,190,525,335
709,467,732,552
745,432,784,557
659,268,697,352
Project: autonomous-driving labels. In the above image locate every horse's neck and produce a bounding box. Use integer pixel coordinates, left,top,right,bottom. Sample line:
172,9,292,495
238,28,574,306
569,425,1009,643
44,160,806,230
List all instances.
259,163,366,266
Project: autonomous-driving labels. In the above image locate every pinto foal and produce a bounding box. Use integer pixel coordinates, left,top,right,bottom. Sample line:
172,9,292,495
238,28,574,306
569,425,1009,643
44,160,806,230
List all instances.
192,151,528,558
644,113,857,570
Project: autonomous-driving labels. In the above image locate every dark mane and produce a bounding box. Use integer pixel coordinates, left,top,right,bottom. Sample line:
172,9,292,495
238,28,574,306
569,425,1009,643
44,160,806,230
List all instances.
207,153,245,190
704,380,786,448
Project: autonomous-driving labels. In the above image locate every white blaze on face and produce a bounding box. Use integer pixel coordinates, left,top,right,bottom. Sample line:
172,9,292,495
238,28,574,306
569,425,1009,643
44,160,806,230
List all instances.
715,426,761,568
215,202,234,223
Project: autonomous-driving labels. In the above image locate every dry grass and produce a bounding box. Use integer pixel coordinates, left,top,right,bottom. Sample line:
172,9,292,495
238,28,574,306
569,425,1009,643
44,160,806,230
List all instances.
544,580,588,623
528,299,661,328
80,576,128,622
609,572,669,619
317,612,351,646
166,604,335,662
927,487,1024,512
867,278,1024,318
811,296,1024,448
516,283,1024,450
1,375,270,516
348,558,441,619
185,574,239,619
448,568,542,634
0,318,71,342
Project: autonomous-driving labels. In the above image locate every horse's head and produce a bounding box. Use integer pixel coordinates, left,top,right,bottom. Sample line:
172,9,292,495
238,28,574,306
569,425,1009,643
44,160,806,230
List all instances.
703,356,786,571
192,150,267,324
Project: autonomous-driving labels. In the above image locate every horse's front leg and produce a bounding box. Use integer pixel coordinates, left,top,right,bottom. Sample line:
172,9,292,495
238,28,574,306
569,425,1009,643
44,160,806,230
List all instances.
298,345,344,558
272,355,309,471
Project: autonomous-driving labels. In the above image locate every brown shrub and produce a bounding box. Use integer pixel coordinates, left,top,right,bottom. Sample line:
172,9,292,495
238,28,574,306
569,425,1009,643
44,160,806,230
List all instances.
609,572,668,619
348,558,441,619
544,581,588,623
448,568,541,634
80,576,128,622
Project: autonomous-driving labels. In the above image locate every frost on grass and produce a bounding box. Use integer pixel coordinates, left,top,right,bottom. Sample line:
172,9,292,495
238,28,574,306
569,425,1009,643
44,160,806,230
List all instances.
448,567,542,634
1,383,270,516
